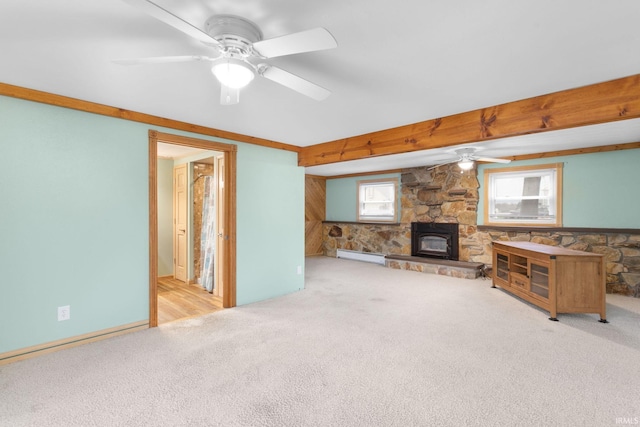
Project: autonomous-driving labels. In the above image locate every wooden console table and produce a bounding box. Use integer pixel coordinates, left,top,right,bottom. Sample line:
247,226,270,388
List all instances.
492,241,607,322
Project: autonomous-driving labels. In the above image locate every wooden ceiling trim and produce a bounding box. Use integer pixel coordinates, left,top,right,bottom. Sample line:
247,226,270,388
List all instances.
502,141,640,162
298,74,640,167
317,142,640,179
323,169,404,180
0,82,300,153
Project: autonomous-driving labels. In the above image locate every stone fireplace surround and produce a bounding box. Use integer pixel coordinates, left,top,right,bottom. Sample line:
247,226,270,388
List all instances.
323,163,640,296
324,164,483,279
324,164,478,259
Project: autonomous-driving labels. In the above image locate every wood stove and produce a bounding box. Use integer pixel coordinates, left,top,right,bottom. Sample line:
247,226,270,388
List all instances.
411,222,459,260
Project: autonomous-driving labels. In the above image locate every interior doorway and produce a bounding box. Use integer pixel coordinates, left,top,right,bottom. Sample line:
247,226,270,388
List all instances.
149,130,237,327
157,156,220,324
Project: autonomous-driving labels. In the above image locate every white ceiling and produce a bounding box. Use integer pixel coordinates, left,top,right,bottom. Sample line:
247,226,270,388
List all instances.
156,142,205,159
2,0,639,176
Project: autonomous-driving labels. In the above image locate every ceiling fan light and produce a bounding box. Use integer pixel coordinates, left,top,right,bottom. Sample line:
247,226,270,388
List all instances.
458,160,474,171
211,58,254,89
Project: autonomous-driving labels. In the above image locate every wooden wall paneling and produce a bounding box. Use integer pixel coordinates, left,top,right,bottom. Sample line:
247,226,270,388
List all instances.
305,175,326,256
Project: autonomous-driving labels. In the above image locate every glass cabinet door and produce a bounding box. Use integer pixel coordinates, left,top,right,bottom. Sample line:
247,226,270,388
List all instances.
496,253,509,281
530,262,549,299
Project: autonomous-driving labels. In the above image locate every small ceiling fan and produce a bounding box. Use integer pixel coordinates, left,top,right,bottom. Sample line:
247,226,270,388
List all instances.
428,147,511,171
116,0,338,105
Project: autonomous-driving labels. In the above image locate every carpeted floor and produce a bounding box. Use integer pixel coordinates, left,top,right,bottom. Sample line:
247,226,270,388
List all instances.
1,256,639,426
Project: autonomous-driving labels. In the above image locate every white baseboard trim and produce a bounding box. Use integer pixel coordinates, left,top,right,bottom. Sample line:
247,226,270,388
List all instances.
336,249,386,265
0,320,149,365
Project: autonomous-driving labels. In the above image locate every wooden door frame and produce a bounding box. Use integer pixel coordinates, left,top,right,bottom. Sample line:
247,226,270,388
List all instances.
148,130,237,327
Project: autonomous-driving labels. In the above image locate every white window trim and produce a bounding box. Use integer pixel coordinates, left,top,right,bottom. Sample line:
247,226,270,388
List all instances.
484,163,563,227
357,178,399,223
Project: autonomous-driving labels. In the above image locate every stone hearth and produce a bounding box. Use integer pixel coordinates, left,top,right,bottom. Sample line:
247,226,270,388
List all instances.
385,255,484,280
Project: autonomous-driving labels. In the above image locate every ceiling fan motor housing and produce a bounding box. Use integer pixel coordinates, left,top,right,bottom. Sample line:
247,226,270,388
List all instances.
205,15,263,58
455,147,476,160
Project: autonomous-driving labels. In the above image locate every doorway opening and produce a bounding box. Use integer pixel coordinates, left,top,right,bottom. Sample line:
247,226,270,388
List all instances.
157,156,221,324
149,130,237,327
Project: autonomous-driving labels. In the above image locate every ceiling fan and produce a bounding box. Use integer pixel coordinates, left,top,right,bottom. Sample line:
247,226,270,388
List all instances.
116,0,338,105
428,147,511,171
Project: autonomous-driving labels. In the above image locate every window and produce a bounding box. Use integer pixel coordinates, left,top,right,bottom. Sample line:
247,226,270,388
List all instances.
357,178,398,223
484,163,563,226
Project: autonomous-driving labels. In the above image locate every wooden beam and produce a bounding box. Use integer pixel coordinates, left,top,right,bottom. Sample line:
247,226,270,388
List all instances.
298,74,640,167
0,82,300,153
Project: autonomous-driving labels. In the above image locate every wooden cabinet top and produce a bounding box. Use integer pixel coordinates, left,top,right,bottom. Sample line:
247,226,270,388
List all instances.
493,241,603,258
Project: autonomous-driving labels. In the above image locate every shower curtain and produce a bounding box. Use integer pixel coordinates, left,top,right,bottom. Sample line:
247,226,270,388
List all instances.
200,176,216,292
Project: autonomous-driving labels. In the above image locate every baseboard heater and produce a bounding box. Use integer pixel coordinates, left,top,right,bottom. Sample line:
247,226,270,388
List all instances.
336,249,386,265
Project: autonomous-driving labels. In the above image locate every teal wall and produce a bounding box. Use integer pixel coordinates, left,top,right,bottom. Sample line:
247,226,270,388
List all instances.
477,149,640,228
324,151,640,229
0,95,305,353
236,144,305,305
326,173,401,221
157,158,173,277
0,97,149,352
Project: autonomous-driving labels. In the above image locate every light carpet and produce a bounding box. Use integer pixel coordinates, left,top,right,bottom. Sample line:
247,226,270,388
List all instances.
1,256,639,426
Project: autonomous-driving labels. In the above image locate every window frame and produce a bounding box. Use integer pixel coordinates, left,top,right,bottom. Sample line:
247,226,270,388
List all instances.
356,178,399,223
483,163,563,227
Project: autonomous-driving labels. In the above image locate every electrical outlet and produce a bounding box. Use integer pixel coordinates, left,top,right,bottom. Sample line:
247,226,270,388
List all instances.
58,305,70,321
297,265,302,275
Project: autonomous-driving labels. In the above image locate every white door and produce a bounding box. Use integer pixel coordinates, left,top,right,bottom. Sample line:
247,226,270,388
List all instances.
173,164,188,282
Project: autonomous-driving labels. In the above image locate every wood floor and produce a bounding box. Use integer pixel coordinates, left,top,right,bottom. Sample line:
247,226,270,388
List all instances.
157,276,223,324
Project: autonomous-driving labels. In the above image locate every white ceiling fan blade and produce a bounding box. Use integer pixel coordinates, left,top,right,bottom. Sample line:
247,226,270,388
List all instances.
476,156,512,164
113,55,216,65
427,160,458,170
260,65,330,101
252,27,337,58
122,0,220,46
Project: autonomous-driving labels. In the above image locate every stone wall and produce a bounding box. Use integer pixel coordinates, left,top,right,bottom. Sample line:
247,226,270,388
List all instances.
323,222,410,257
466,228,640,296
323,164,479,259
400,164,480,261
